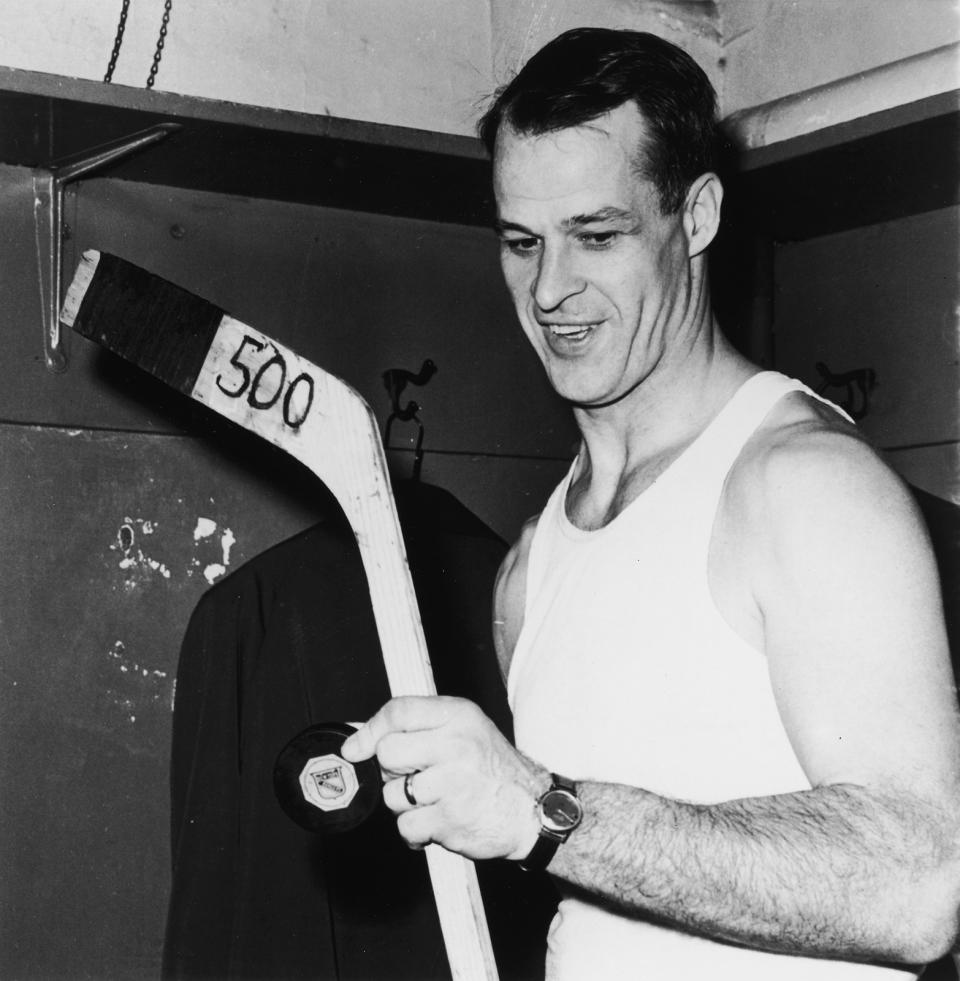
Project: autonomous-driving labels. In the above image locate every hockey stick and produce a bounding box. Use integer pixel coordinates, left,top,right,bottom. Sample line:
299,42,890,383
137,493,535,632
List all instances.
61,249,499,981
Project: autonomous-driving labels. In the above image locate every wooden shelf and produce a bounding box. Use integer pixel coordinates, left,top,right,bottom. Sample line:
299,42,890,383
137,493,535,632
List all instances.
724,91,959,242
0,67,494,226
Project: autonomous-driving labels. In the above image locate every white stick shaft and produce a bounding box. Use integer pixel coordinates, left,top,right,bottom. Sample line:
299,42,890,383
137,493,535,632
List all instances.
191,317,499,981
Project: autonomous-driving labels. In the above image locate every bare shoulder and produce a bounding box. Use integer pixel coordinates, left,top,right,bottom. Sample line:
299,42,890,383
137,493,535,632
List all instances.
492,515,539,682
724,391,939,646
711,392,922,652
726,391,924,548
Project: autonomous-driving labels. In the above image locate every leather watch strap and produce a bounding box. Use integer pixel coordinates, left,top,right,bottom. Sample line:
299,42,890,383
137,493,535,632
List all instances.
519,773,581,872
518,825,565,872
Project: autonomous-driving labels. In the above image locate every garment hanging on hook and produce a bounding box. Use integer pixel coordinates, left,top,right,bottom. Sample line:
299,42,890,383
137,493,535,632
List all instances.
163,483,556,980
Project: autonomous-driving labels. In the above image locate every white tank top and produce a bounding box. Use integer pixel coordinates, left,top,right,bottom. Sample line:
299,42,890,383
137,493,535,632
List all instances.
508,372,915,980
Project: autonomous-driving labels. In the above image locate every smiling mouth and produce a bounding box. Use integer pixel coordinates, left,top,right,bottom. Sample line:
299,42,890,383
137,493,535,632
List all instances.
543,322,601,342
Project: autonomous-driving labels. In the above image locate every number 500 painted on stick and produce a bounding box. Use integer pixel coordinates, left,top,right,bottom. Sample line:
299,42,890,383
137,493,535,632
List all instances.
61,249,499,981
212,329,317,429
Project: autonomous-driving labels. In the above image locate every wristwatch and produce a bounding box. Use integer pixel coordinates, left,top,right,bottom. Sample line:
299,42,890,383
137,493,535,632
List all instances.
519,773,583,872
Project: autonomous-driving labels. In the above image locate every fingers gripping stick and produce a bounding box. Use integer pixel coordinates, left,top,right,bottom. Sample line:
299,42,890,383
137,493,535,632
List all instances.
61,250,499,981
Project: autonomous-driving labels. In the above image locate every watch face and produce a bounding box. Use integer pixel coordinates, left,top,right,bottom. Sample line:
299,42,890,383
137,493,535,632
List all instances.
541,788,583,834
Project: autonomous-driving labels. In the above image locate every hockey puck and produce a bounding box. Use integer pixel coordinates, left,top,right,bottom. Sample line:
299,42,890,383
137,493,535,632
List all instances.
273,722,381,834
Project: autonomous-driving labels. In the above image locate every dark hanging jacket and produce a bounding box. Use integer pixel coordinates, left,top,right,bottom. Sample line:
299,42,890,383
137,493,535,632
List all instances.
162,481,556,981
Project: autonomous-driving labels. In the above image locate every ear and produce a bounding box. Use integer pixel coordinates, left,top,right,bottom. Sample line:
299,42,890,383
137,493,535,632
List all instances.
682,172,723,258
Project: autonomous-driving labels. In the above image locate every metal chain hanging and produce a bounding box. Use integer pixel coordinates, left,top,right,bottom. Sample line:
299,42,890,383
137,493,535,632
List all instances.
102,0,173,89
103,0,131,83
146,0,173,89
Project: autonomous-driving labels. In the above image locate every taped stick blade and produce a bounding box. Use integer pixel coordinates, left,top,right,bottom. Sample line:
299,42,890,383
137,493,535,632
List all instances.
63,250,223,396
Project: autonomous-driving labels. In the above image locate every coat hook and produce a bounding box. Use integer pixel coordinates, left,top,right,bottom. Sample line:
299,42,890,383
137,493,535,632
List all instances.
382,359,437,481
383,359,437,421
34,122,180,372
814,361,877,421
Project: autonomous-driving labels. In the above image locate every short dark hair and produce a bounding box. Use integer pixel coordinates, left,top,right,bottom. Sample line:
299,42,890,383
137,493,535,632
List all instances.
477,28,719,214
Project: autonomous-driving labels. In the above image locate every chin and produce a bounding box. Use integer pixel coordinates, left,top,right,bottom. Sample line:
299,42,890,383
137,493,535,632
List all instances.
557,377,642,411
553,383,618,409
542,362,611,402
540,352,634,409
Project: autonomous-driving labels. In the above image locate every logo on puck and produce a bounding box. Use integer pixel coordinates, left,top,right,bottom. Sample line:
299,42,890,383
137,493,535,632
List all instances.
299,754,359,811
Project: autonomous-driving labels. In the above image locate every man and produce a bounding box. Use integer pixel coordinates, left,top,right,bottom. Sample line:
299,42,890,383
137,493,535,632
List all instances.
343,28,960,977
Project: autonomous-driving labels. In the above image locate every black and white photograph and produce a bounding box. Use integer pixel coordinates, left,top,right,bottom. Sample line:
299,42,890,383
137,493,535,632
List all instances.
0,2,957,979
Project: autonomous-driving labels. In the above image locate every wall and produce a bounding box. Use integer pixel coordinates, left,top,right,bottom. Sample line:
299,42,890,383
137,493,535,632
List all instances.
721,0,959,117
772,206,960,506
0,0,496,135
0,425,324,979
0,1,954,142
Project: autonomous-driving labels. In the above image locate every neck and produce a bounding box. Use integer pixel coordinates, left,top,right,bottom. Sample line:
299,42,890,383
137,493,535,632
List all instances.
570,321,755,498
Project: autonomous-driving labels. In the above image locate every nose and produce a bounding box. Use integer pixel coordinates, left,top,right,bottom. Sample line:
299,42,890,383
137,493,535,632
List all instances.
532,243,585,312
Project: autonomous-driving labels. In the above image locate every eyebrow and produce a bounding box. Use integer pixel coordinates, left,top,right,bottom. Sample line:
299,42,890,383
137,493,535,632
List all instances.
493,207,637,236
493,219,532,236
562,207,636,229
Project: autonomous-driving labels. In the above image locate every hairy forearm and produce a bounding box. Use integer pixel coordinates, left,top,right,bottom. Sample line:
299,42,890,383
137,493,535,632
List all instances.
548,780,957,963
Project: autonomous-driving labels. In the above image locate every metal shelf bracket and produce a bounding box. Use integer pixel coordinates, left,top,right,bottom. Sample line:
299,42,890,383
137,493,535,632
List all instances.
32,122,179,372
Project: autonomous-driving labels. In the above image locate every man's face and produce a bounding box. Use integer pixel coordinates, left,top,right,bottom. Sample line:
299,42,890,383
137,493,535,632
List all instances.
493,102,692,408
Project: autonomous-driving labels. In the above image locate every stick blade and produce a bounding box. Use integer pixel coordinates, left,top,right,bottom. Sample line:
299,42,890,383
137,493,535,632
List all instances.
62,250,383,512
